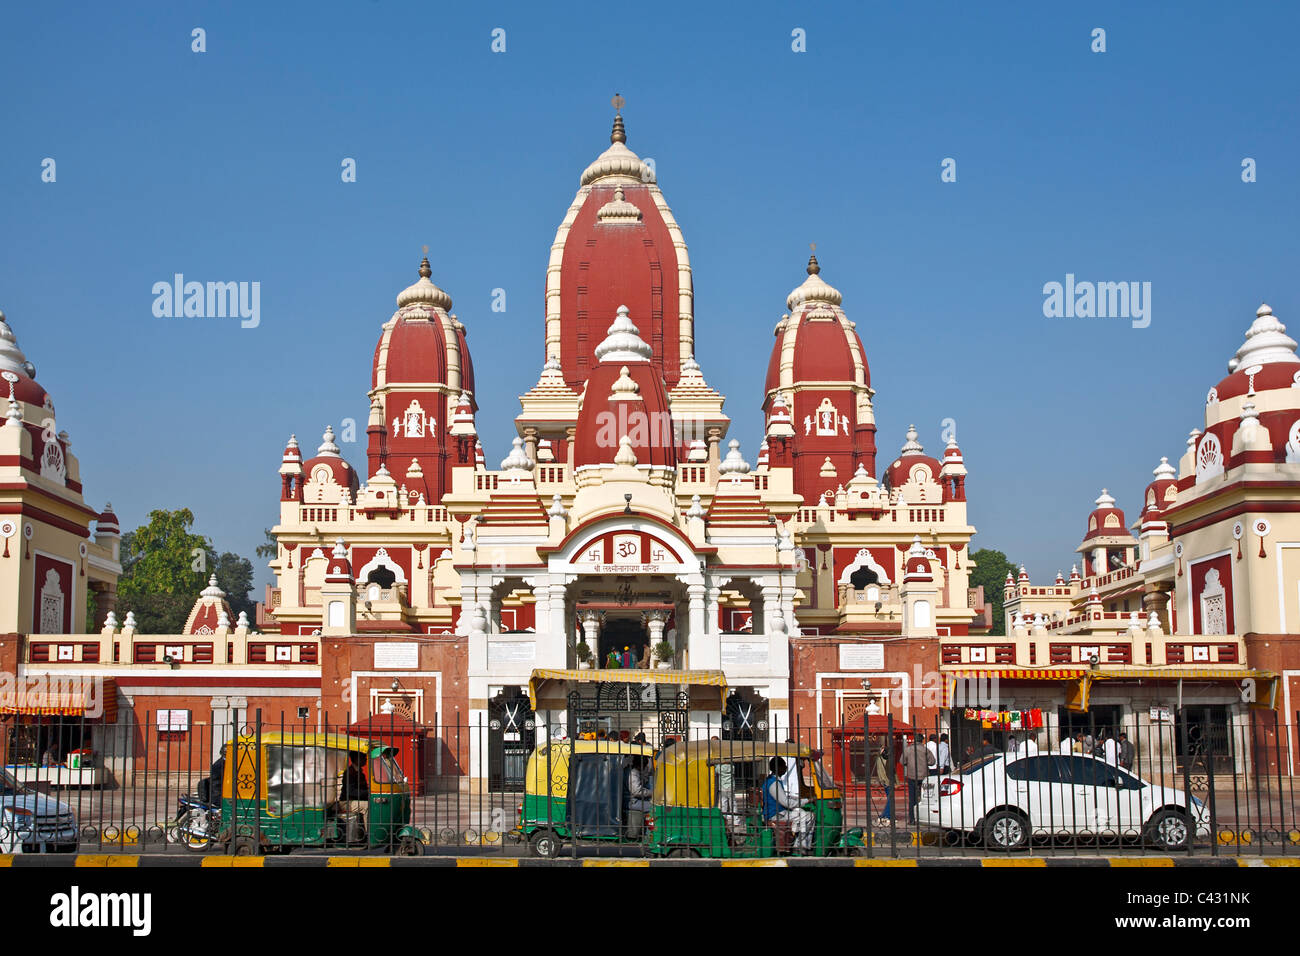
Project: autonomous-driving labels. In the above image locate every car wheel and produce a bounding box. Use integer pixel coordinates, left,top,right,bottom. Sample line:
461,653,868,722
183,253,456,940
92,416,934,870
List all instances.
982,811,1029,851
529,829,561,859
667,847,699,858
1146,810,1191,851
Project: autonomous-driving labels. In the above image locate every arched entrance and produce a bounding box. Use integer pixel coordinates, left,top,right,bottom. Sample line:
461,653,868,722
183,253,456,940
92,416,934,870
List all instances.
599,616,648,668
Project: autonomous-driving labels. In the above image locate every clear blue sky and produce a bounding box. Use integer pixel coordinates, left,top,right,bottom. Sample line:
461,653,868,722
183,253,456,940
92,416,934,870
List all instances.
2,1,1297,594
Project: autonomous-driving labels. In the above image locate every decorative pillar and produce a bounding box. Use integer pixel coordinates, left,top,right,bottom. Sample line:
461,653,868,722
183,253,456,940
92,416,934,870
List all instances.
644,609,669,664
579,609,604,658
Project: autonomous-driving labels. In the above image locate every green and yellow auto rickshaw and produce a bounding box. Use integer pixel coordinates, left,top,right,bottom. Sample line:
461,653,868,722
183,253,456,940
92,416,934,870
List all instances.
645,740,866,858
515,738,659,857
220,732,424,855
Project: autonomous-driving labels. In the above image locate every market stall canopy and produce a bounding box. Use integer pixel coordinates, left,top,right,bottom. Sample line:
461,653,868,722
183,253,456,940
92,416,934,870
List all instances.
0,677,116,722
528,669,727,710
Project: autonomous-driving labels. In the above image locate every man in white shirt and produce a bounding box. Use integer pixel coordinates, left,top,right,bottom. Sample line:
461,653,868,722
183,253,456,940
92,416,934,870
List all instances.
936,733,951,774
1059,735,1074,756
1103,735,1119,766
1023,734,1040,756
764,757,813,853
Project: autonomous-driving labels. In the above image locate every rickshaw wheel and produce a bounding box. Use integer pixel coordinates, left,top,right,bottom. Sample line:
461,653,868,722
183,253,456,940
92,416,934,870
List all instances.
230,835,260,856
399,835,425,856
667,847,699,859
529,829,561,858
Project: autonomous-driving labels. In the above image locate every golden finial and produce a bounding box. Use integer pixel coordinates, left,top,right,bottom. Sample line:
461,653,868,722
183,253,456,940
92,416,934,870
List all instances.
610,93,627,144
419,247,432,279
807,246,820,276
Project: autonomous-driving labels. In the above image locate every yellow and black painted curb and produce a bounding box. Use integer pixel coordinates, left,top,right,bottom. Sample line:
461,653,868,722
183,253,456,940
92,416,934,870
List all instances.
2,853,1298,868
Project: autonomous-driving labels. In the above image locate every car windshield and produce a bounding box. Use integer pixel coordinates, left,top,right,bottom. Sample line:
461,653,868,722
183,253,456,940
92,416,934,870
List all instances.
370,754,404,784
0,768,27,796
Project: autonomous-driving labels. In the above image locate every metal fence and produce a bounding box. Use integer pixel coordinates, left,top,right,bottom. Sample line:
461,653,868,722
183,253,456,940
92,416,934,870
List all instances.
2,707,1297,859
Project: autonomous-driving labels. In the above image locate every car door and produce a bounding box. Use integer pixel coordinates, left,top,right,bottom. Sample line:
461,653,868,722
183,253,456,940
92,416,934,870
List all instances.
1089,762,1146,836
1068,755,1105,833
1004,756,1075,834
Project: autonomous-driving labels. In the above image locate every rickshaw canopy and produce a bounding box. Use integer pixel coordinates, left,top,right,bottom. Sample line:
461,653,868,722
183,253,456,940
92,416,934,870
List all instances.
525,739,659,798
653,741,816,808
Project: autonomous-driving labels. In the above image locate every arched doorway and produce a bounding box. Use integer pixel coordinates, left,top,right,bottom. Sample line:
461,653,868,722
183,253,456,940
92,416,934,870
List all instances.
599,616,648,668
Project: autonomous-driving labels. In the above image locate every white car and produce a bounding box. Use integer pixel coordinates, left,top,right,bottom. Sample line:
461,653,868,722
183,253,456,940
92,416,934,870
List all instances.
917,753,1209,851
0,767,79,853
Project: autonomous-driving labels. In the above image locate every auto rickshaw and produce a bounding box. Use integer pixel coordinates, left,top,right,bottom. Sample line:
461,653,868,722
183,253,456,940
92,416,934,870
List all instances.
219,732,424,855
645,741,866,858
516,738,659,857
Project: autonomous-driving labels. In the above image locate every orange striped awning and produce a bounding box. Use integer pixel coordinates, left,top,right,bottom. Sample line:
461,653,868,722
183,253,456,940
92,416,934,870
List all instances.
946,669,1089,681
0,678,117,721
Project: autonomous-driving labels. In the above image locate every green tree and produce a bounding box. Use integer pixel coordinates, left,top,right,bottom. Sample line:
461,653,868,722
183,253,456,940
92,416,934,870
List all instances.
116,509,258,634
214,551,256,623
255,527,277,560
969,548,1014,636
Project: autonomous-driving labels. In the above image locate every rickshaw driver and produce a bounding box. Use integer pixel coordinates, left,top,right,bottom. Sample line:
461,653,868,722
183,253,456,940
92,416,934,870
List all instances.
763,757,814,854
339,750,370,831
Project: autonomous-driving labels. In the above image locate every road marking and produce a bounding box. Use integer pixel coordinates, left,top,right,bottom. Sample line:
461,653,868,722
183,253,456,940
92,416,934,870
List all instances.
1237,858,1300,867
75,855,139,867
201,857,265,867
981,858,1046,867
583,860,649,867
328,857,391,867
1110,858,1174,867
456,858,518,867
853,859,917,867
721,859,786,867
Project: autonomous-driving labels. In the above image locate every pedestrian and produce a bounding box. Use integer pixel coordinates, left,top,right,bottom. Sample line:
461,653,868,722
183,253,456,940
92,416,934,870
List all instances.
1082,732,1094,755
605,647,621,668
1005,734,1020,759
980,736,998,757
1058,734,1073,756
937,733,951,774
1118,732,1135,770
1022,733,1040,756
900,733,930,825
926,734,940,776
763,757,814,854
1073,732,1085,754
621,645,634,669
1103,733,1119,767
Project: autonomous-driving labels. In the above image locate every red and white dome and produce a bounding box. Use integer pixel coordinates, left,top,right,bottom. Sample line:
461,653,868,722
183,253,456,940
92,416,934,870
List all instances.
886,426,942,488
573,306,677,470
302,426,359,492
96,502,121,537
546,111,693,392
1141,456,1178,519
763,255,878,500
1081,488,1128,544
1191,304,1300,478
367,256,476,501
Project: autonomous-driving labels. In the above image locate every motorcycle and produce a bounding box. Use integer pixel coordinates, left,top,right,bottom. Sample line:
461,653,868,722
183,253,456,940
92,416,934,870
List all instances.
169,794,219,852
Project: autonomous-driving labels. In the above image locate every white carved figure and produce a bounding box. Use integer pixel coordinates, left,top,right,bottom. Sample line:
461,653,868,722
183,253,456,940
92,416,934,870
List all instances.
39,568,64,633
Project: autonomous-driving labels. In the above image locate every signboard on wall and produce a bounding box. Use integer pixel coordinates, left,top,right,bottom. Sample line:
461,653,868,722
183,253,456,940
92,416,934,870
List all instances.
838,644,885,670
156,710,190,732
488,641,537,667
373,642,419,669
721,642,768,668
